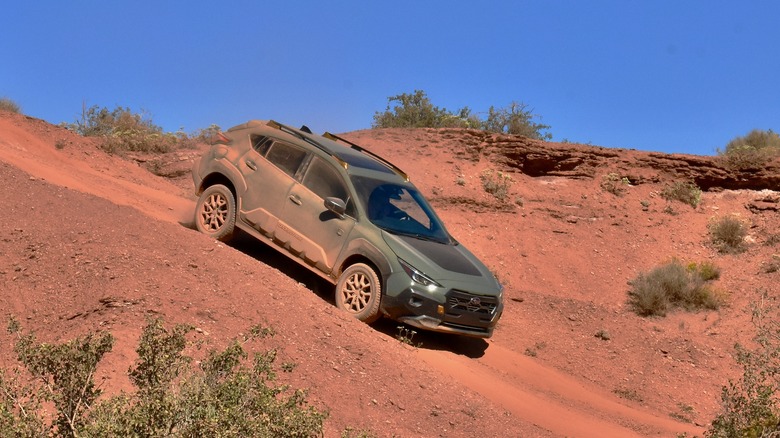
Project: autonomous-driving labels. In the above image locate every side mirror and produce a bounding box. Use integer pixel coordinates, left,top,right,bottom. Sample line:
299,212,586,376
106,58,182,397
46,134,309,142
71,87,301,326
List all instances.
324,197,347,218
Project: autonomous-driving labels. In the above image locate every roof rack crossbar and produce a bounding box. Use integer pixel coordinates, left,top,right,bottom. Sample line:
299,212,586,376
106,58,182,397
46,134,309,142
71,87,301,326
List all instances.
323,132,408,180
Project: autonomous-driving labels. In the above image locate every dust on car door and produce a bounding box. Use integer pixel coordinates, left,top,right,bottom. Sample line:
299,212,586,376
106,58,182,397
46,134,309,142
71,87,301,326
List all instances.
238,135,307,238
275,155,356,274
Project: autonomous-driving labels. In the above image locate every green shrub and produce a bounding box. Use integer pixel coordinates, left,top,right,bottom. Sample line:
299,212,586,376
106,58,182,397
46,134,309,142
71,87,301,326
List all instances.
4,322,114,437
660,181,702,208
718,129,780,170
482,101,552,140
628,259,722,317
372,90,552,139
709,216,748,254
706,296,780,437
372,90,477,129
0,97,21,114
600,173,629,196
688,261,721,281
480,169,512,201
0,318,326,437
66,105,177,154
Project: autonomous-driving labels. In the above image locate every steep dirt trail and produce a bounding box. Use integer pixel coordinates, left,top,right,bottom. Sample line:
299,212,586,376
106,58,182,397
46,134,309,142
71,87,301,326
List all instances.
0,117,194,224
419,345,703,437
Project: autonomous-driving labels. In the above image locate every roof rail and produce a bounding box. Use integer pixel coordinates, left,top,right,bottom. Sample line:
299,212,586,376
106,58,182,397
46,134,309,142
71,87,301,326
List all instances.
266,120,349,169
267,120,335,156
323,132,408,180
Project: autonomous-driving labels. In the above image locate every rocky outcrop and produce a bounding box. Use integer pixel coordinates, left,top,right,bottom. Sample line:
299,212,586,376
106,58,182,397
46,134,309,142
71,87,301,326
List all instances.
441,128,779,191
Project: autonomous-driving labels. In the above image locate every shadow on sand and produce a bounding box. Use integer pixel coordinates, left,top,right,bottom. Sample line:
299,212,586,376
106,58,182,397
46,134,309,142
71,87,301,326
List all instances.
185,227,490,359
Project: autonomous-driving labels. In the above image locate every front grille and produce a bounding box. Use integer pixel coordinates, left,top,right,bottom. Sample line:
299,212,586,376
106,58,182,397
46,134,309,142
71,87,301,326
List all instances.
447,290,497,315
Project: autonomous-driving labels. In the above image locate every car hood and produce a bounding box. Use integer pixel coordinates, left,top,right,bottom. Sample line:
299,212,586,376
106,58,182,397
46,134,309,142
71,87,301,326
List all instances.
382,231,501,293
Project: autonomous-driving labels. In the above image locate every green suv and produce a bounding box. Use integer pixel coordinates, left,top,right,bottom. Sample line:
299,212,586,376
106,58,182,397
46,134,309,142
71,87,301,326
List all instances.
191,120,503,338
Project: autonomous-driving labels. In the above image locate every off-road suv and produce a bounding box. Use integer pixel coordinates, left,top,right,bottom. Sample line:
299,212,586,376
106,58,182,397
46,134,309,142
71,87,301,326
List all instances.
192,120,503,338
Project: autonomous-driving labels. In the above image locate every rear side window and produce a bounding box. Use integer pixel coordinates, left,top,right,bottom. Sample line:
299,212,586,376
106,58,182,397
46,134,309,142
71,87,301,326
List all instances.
251,134,271,154
264,141,307,178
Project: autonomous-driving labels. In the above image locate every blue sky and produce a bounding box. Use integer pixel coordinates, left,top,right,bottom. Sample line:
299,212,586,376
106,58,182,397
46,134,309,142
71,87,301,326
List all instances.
2,1,778,155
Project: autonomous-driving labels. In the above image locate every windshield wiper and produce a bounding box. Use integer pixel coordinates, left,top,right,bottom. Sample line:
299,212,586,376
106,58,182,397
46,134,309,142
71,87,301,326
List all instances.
389,229,449,244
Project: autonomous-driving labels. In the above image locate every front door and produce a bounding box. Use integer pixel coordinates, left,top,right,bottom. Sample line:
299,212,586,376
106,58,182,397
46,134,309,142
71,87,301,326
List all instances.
275,156,356,274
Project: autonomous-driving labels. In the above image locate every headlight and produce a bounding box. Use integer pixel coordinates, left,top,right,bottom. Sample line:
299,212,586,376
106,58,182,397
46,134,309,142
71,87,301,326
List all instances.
399,258,441,288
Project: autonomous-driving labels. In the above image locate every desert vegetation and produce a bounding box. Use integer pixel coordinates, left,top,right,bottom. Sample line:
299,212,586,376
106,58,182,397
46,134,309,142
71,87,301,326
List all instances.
661,181,702,208
628,259,722,317
706,294,780,437
600,172,630,196
63,104,219,154
717,129,780,170
480,169,513,201
0,318,326,437
709,215,749,254
0,97,21,114
372,90,552,140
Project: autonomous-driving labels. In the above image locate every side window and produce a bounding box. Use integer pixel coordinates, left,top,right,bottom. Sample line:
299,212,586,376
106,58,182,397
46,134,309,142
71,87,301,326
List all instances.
264,141,307,178
251,134,272,155
302,157,355,216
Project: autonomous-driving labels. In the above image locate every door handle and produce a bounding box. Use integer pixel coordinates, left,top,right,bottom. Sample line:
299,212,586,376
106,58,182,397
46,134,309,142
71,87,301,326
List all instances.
289,194,302,205
245,160,257,171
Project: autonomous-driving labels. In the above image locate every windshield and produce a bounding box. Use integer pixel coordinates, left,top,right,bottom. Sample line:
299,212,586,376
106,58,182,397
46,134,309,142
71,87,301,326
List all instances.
352,176,452,244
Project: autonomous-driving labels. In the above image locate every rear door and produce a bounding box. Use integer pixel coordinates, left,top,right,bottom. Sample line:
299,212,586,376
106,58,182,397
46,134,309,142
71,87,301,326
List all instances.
238,135,308,237
275,155,356,273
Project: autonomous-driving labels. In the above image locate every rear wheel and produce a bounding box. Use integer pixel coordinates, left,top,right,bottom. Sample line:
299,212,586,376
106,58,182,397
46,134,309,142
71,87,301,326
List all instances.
195,184,236,242
335,263,382,323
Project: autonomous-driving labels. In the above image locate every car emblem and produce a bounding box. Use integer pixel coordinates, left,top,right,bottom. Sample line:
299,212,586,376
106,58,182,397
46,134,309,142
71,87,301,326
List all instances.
469,297,481,306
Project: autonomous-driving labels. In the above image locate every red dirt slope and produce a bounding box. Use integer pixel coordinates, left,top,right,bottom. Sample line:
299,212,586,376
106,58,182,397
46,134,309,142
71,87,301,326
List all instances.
2,111,779,436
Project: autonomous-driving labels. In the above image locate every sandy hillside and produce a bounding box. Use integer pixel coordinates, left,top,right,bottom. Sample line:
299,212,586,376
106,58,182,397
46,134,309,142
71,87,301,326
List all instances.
1,111,778,437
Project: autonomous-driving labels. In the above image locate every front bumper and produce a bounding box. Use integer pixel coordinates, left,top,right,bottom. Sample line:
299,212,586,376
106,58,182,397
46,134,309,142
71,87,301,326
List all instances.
382,280,503,338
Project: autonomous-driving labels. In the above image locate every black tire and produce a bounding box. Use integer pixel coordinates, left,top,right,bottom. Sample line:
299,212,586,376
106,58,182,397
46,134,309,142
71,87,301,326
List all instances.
335,263,382,323
194,184,236,242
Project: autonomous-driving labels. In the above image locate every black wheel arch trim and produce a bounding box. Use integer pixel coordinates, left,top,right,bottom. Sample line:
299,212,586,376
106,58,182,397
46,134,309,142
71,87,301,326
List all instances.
335,238,392,287
197,161,247,196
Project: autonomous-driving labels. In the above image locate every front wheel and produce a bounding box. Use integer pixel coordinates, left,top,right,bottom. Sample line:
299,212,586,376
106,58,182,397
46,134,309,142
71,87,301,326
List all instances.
194,184,236,242
335,263,382,323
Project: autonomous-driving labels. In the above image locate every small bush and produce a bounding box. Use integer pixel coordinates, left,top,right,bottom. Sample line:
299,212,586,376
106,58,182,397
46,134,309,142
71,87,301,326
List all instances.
66,105,179,154
688,261,721,281
480,169,512,201
0,97,21,114
0,319,326,437
661,181,702,208
372,90,478,129
718,129,780,170
482,101,552,140
709,216,748,254
706,295,780,437
628,259,722,317
372,90,553,139
600,173,629,196
191,123,223,145
4,324,114,437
